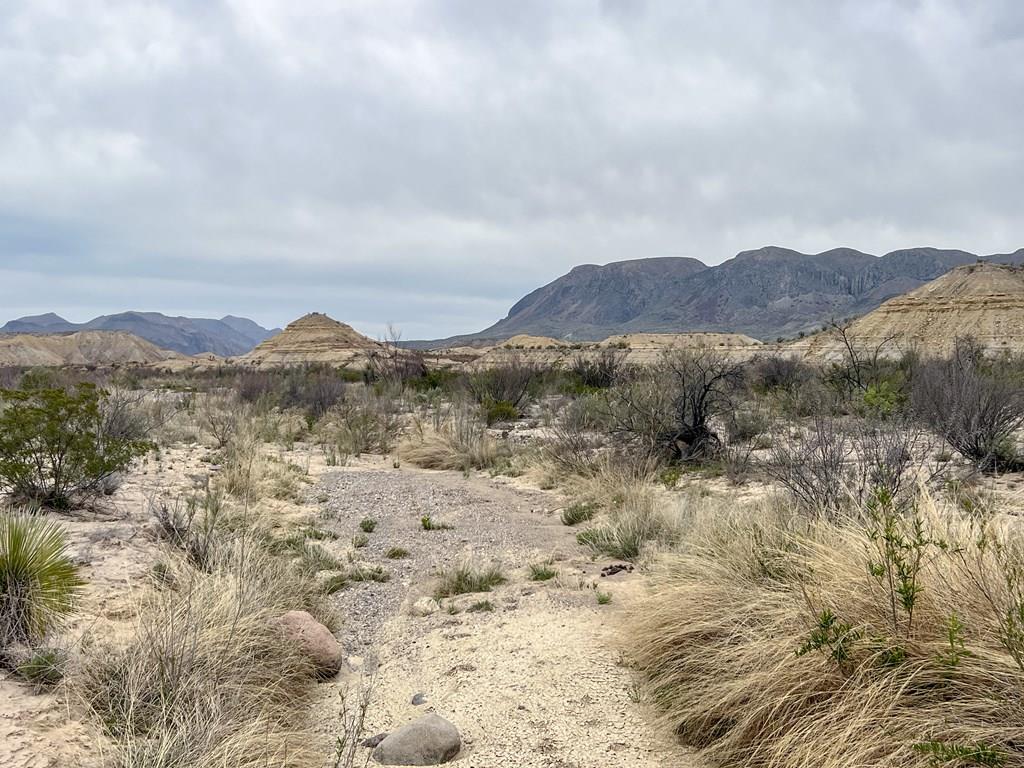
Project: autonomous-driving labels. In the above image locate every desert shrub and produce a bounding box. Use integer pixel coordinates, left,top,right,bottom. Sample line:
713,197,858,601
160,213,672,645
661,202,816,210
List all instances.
465,355,543,415
15,646,68,687
546,394,606,477
364,326,428,389
912,340,1024,471
279,366,348,423
197,392,242,448
433,562,506,598
0,511,82,649
628,494,1024,768
0,383,151,509
316,389,401,456
747,355,830,417
385,546,409,559
401,404,506,472
566,348,628,391
600,349,743,463
149,490,225,572
766,418,855,518
483,399,519,425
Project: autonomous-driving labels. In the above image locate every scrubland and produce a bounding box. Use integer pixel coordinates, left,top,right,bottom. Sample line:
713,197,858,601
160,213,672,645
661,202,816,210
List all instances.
1,335,1022,766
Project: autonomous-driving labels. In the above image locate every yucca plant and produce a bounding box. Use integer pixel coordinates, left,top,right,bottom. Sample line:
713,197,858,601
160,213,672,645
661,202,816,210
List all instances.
0,511,83,647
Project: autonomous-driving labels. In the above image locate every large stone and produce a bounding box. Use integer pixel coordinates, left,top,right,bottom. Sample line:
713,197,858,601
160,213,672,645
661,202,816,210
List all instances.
273,610,342,678
372,713,461,765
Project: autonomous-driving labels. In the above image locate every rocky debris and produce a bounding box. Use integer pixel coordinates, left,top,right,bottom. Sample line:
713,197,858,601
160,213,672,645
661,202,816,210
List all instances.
273,610,342,678
600,563,634,577
372,713,461,765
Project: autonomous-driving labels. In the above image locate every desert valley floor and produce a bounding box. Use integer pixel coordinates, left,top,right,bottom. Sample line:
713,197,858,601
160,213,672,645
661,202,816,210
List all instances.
0,440,701,768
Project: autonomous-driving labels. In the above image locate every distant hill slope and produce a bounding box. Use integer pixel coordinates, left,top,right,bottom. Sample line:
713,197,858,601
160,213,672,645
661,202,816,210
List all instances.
801,262,1024,360
0,312,280,356
242,312,381,366
0,330,179,367
423,247,1024,345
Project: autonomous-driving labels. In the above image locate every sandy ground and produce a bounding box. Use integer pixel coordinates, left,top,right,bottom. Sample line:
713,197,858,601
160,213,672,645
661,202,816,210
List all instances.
310,462,697,767
0,444,697,768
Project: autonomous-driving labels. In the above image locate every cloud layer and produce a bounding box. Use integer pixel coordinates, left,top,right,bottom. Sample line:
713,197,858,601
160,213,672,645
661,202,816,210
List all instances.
2,0,1022,338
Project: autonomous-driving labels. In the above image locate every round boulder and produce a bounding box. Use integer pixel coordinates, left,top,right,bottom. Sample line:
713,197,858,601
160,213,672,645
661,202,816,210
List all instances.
273,610,342,679
372,713,461,765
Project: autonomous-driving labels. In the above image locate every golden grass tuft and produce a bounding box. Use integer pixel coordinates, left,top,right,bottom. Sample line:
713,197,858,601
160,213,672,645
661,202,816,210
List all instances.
627,494,1024,768
75,539,335,767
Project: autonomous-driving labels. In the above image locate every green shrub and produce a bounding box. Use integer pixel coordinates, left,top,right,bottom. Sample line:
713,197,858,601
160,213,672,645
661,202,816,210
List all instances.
359,517,377,533
385,547,409,559
484,400,520,425
0,511,83,646
467,600,494,613
0,383,151,509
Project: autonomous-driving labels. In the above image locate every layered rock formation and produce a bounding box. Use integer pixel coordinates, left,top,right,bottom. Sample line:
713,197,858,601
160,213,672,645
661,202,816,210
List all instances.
0,330,180,367
801,262,1024,360
242,312,381,366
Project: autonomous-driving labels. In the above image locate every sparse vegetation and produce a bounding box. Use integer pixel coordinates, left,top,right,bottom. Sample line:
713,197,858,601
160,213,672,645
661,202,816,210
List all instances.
528,562,558,581
434,562,506,598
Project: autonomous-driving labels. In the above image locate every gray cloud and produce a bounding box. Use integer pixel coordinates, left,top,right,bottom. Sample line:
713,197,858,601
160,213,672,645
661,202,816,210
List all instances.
1,0,1022,338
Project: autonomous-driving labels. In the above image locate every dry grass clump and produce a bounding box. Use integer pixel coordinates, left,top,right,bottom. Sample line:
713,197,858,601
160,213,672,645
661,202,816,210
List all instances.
572,469,685,562
434,561,506,599
75,538,335,767
401,404,506,472
628,494,1024,768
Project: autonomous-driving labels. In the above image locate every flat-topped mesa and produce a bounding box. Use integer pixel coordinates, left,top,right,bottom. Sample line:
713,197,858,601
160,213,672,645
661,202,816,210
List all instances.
800,262,1024,360
242,312,383,366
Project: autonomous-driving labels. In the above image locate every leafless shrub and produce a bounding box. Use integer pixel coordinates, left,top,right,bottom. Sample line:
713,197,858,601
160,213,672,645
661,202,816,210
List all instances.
601,348,743,463
197,392,241,448
568,348,629,389
366,324,428,390
546,397,605,476
912,339,1024,471
767,418,854,518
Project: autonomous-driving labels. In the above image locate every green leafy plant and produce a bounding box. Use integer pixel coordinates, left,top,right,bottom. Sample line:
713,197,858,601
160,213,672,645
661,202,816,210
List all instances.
0,384,151,509
596,591,612,605
796,608,861,673
1,511,83,646
16,646,67,686
912,741,1005,766
358,518,377,533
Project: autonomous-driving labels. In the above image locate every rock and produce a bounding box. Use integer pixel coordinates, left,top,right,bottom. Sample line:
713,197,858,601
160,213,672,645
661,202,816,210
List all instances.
411,597,441,617
273,610,342,679
372,714,461,765
411,692,427,705
361,733,389,748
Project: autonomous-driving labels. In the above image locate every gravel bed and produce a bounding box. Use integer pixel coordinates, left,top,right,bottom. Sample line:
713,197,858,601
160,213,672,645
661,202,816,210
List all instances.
314,467,559,656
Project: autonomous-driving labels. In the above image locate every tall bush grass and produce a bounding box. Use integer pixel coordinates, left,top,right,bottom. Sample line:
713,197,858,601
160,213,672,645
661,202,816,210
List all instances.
628,493,1024,768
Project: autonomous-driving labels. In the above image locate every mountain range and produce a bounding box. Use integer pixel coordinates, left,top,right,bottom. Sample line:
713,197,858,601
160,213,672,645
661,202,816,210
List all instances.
423,246,1024,345
0,312,280,356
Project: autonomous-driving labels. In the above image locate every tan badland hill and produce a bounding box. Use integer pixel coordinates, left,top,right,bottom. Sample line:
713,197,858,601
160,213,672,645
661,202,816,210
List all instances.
0,330,180,367
241,312,382,366
800,262,1024,361
469,331,763,369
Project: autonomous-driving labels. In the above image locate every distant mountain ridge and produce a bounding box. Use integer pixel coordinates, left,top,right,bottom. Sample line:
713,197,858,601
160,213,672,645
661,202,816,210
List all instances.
0,312,280,356
424,246,1024,345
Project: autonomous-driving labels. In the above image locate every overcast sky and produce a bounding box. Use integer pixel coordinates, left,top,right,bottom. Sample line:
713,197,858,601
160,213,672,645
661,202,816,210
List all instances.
1,1,1022,338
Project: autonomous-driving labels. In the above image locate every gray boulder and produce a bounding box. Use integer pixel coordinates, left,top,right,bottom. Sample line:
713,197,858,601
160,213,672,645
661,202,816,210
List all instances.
372,713,461,765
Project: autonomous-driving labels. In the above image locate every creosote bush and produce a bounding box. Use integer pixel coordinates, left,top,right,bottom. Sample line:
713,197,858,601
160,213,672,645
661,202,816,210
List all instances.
0,383,151,509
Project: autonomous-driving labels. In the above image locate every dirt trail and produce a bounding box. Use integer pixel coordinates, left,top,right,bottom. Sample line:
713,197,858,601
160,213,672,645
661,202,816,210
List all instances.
311,463,697,767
